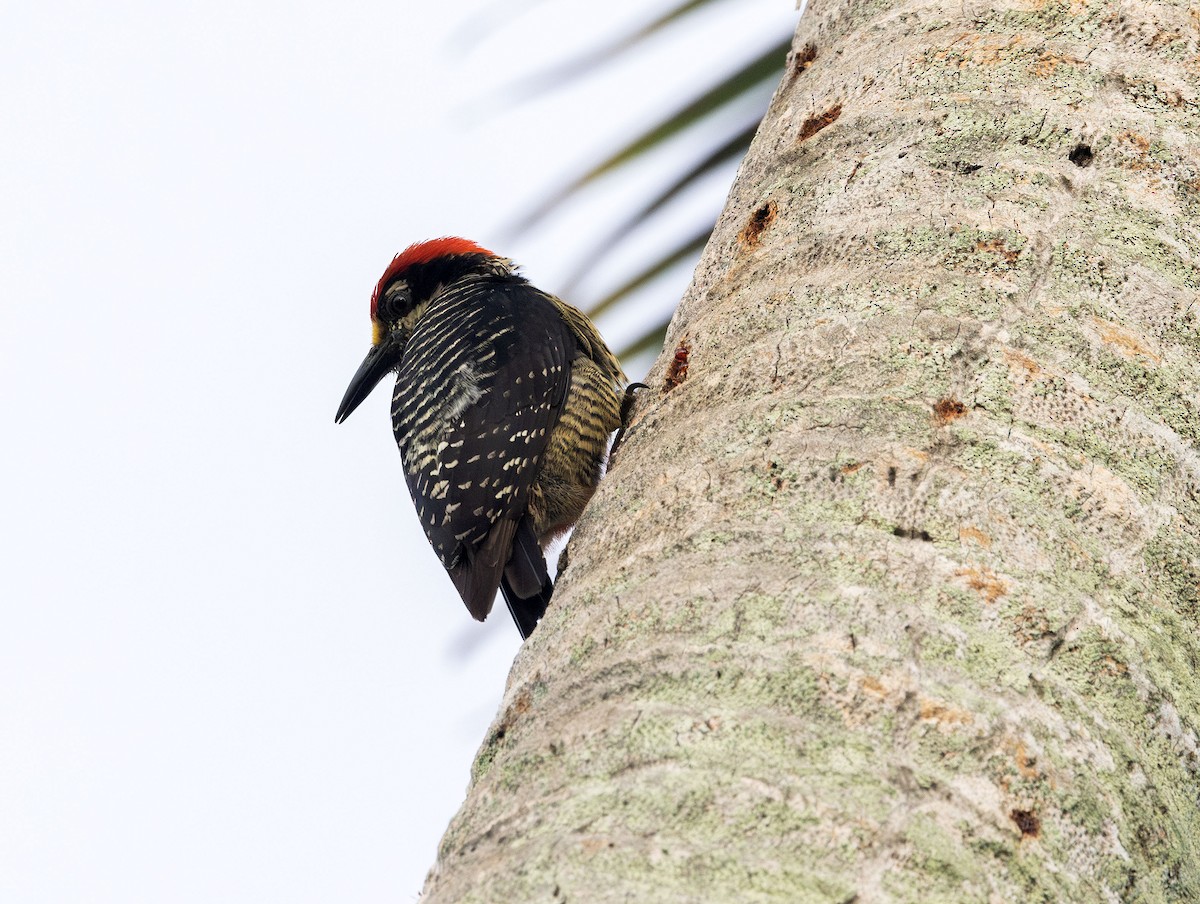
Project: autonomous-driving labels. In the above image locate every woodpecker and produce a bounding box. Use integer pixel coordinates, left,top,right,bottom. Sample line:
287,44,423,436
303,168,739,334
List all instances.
335,238,626,639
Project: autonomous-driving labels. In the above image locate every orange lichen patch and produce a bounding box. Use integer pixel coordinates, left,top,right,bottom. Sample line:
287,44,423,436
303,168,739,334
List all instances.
738,201,777,248
500,687,533,726
1152,28,1187,51
1114,130,1159,172
489,685,534,745
931,34,1023,68
1013,604,1052,646
958,526,993,548
918,697,975,728
1119,130,1151,153
1100,655,1129,678
1160,86,1187,107
975,237,1020,265
1028,51,1084,78
1003,347,1042,377
1092,317,1162,362
798,104,842,141
957,567,1009,603
1027,437,1058,457
860,675,888,698
1010,739,1040,779
933,397,968,424
841,461,865,475
901,447,930,462
805,656,922,728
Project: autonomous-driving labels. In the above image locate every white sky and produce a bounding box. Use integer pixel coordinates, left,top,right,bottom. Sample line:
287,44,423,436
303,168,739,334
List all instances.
0,2,797,900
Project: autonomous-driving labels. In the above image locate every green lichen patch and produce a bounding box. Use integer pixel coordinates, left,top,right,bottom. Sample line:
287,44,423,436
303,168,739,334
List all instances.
1093,201,1200,291
873,225,1030,278
1083,353,1199,444
1143,530,1200,623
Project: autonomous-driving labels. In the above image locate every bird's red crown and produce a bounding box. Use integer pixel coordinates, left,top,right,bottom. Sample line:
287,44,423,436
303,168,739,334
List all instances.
370,237,496,319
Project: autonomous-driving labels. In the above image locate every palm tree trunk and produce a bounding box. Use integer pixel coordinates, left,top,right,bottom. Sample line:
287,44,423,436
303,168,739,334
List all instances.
422,0,1200,900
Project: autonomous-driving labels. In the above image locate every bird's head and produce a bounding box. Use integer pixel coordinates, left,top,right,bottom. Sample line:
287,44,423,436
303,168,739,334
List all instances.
335,237,513,424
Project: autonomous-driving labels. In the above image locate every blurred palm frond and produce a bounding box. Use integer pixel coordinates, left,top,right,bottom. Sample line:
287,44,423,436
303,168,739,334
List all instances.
495,0,795,361
478,0,721,102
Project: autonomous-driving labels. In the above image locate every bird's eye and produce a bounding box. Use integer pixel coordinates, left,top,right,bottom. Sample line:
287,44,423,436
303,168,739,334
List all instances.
378,281,412,321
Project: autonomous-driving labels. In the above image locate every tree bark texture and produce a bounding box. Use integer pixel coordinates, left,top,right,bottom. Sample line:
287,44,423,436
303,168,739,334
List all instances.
423,0,1200,900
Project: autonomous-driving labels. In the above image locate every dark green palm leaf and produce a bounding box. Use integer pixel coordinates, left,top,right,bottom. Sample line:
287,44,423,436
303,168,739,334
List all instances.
592,226,711,326
509,38,789,235
496,0,725,101
468,2,795,370
560,118,761,294
618,322,671,363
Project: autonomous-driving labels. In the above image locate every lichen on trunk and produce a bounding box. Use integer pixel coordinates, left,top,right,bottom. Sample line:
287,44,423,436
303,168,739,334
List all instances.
422,0,1200,900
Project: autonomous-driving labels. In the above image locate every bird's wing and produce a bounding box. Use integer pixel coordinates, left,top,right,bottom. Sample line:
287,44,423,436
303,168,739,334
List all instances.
391,279,575,619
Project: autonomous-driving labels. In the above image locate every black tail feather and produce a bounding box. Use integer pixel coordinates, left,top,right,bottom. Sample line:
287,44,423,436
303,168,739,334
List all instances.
500,517,552,639
500,573,553,640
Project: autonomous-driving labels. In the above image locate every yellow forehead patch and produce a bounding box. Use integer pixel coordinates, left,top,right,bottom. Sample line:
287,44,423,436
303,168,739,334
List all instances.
372,319,384,346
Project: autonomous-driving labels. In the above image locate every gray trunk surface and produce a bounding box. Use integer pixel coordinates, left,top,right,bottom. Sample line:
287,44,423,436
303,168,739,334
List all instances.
423,0,1200,900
